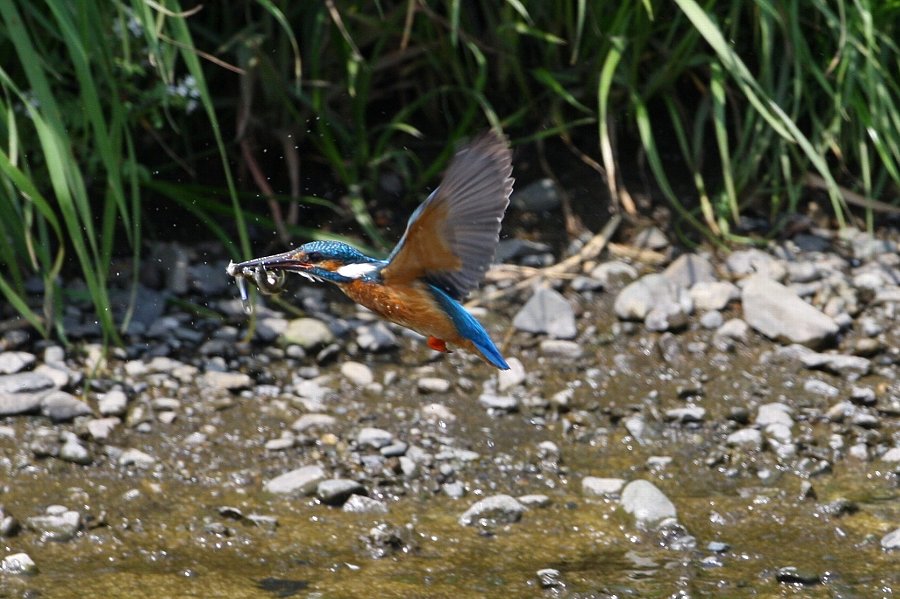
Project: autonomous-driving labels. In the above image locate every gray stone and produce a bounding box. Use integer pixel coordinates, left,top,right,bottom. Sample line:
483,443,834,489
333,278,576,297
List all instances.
87,417,119,441
342,495,388,514
478,394,518,411
281,317,334,350
264,465,325,496
442,481,466,499
0,392,43,416
591,261,638,286
380,441,408,457
665,406,706,423
459,494,525,526
511,178,561,212
417,377,451,393
40,391,92,422
357,427,393,449
614,274,693,322
715,318,749,341
727,428,763,450
25,510,81,542
202,371,252,391
690,281,739,311
33,364,72,388
98,390,128,417
316,479,365,506
340,361,374,387
881,448,900,462
663,253,717,288
0,371,55,394
420,403,456,423
699,311,724,329
742,276,838,347
619,480,677,526
1,552,36,575
881,528,900,551
756,403,794,427
774,344,871,377
513,288,577,339
265,436,295,451
803,378,840,398
518,494,551,508
118,448,156,468
256,317,288,342
539,340,583,358
291,413,337,432
633,226,669,250
59,437,91,465
356,322,399,352
582,477,626,497
725,249,787,280
0,351,36,375
497,357,526,391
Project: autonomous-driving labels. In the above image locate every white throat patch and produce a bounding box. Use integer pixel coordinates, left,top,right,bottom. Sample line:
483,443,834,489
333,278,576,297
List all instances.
336,262,379,279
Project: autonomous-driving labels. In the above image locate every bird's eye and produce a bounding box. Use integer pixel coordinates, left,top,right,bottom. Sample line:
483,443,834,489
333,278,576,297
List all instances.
305,252,321,263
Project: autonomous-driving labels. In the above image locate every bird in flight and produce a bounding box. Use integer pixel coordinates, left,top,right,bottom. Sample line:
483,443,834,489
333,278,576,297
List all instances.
227,131,514,369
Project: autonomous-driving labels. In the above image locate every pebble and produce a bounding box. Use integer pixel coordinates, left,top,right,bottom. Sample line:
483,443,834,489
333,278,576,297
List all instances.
497,357,526,391
0,392,43,417
1,552,37,575
513,287,577,339
458,494,525,526
98,390,129,417
756,403,794,427
715,318,749,341
725,249,787,280
478,394,518,412
539,339,583,358
665,406,706,423
511,178,561,212
281,317,335,349
442,481,466,499
202,371,252,391
775,566,821,586
582,477,626,497
40,391,92,422
87,416,122,441
727,428,763,451
357,427,393,449
420,403,456,423
356,322,399,352
536,568,564,589
614,274,693,323
518,494,551,508
591,261,638,286
803,379,840,398
342,494,388,514
25,509,81,542
663,253,717,288
316,479,366,506
264,465,326,496
775,345,871,377
619,480,678,527
341,361,374,387
0,371,55,394
632,226,669,250
881,528,900,551
291,413,337,433
881,448,900,462
118,448,156,468
699,310,724,329
417,377,451,393
59,436,92,465
0,351,36,374
742,276,838,347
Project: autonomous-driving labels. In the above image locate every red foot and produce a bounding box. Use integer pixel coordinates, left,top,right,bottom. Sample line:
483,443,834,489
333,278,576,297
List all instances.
427,336,451,353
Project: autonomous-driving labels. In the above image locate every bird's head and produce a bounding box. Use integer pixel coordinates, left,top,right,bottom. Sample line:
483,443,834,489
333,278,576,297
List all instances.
227,240,381,291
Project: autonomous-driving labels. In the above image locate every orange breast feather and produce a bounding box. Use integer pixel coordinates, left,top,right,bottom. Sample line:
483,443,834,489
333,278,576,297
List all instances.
341,280,460,343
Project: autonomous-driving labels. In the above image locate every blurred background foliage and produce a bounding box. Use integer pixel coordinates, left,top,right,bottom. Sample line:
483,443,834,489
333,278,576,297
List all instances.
0,0,898,342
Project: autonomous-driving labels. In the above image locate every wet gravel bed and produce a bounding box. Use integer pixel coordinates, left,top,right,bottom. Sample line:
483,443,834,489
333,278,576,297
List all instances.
1,224,899,597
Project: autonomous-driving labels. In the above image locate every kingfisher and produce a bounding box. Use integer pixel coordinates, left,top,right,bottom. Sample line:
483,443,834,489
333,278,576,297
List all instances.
227,131,514,370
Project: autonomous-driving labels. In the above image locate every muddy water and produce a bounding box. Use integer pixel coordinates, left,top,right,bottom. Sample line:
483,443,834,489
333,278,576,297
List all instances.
1,314,898,598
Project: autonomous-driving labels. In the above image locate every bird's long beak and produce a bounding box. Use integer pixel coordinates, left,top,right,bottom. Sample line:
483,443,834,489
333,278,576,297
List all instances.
225,248,310,277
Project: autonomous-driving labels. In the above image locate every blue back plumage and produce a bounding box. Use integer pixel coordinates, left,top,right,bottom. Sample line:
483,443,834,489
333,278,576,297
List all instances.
427,284,509,370
300,240,378,265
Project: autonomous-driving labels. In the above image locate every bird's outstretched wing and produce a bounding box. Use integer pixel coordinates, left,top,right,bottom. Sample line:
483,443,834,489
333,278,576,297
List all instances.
381,131,514,300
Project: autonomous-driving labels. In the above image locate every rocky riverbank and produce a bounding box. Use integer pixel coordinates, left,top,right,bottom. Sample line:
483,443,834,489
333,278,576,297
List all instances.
1,223,898,597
